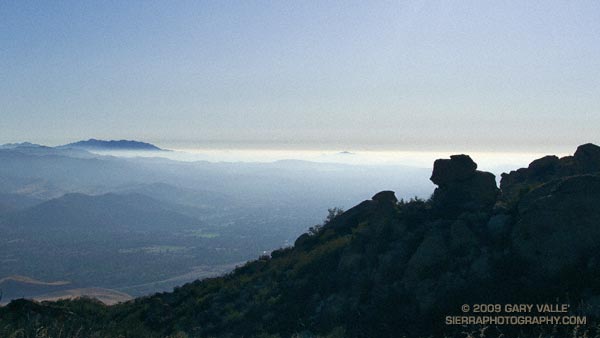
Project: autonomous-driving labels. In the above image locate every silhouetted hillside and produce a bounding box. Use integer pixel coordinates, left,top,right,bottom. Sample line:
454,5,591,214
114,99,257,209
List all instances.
2,144,600,337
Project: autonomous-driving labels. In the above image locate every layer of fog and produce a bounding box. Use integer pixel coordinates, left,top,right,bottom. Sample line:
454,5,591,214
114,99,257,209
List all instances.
91,148,559,179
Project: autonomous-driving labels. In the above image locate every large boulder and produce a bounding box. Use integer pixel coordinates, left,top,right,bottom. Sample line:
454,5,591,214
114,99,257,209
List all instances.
430,155,477,185
327,191,398,231
372,190,398,205
527,155,560,177
574,143,600,172
430,155,498,214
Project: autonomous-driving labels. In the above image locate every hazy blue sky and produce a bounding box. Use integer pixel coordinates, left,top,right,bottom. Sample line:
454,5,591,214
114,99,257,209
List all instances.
1,1,599,151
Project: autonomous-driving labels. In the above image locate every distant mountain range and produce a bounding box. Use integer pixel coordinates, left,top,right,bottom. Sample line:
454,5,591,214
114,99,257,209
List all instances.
0,142,47,149
1,139,166,153
59,139,165,151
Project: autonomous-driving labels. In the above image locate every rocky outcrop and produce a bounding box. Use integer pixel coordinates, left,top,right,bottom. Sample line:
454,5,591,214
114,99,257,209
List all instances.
430,154,498,214
573,143,600,172
371,190,398,205
500,143,600,202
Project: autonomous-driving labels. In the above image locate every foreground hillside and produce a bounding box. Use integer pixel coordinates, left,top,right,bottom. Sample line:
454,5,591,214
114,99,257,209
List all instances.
2,144,600,337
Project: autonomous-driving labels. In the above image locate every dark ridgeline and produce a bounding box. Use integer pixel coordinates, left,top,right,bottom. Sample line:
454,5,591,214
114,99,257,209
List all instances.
2,144,600,338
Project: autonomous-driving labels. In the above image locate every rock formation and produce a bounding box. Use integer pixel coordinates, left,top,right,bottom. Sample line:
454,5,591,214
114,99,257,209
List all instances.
371,190,398,204
430,154,499,214
500,143,600,202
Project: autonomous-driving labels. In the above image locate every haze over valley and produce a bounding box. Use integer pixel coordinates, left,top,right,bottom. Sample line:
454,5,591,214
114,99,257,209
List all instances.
0,139,439,303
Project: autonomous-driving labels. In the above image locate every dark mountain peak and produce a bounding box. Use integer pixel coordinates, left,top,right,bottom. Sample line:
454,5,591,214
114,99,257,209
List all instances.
61,139,164,151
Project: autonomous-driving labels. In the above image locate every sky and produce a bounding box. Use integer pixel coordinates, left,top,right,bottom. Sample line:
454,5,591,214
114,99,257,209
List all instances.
1,1,599,152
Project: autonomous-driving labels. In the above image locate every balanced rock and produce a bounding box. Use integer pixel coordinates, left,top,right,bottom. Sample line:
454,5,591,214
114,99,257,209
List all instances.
430,155,498,214
430,155,477,185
